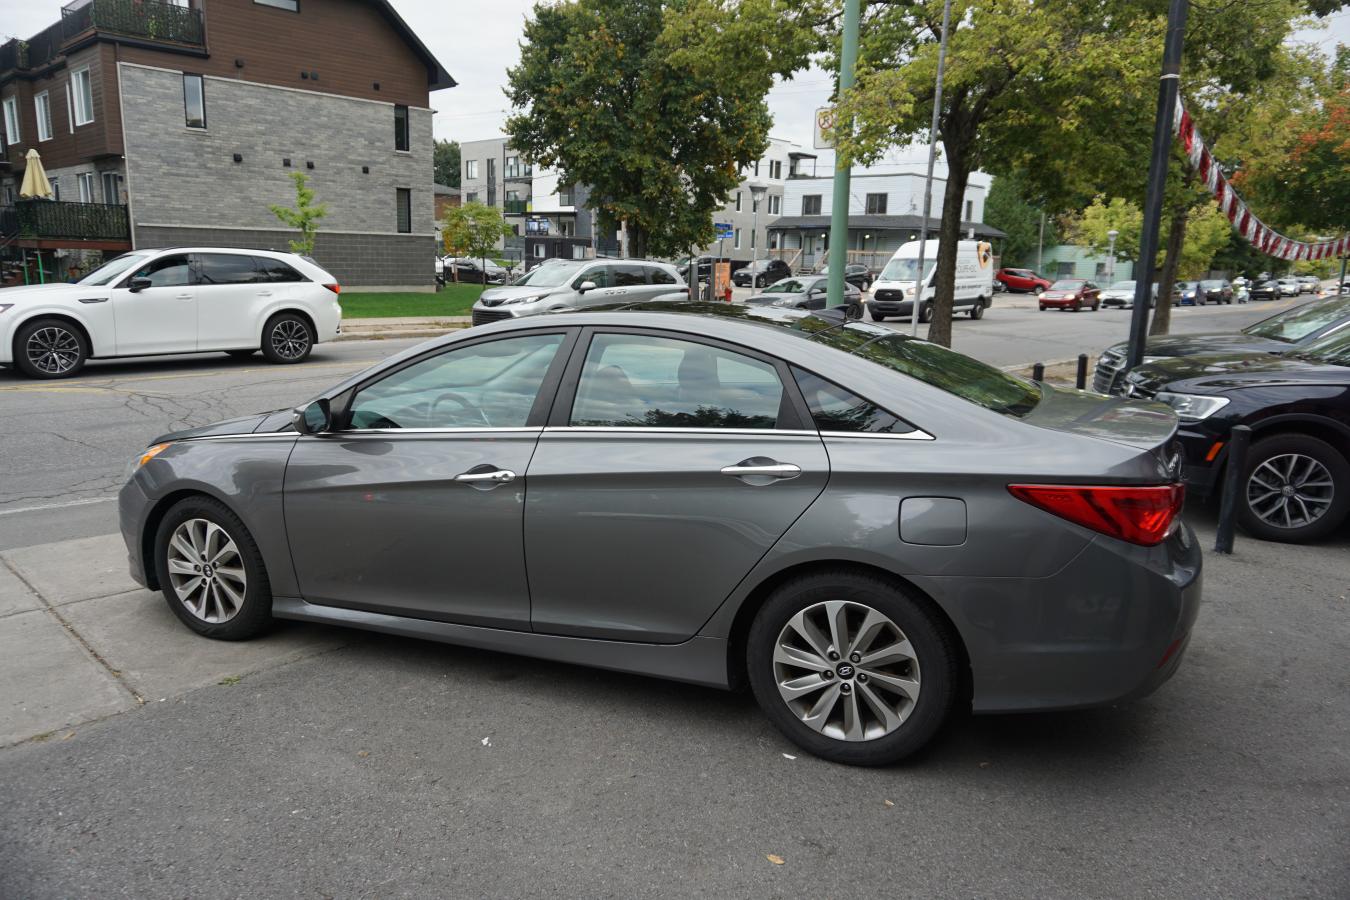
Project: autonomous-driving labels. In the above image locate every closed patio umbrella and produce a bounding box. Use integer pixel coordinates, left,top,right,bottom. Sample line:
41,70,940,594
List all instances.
19,148,53,199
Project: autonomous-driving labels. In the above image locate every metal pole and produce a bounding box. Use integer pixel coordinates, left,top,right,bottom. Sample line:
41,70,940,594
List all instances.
1214,424,1252,554
1076,354,1089,390
1127,0,1188,369
1032,362,1045,382
1339,255,1347,295
1037,212,1045,274
825,0,860,309
913,0,953,338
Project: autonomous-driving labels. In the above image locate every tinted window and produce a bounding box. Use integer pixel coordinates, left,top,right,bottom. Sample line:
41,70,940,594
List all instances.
649,266,676,285
765,279,808,294
793,368,915,434
396,188,412,233
255,257,304,282
574,265,611,289
571,334,783,429
129,254,192,288
1245,296,1350,343
347,334,564,430
612,264,647,287
394,105,410,152
1050,280,1084,290
197,254,260,285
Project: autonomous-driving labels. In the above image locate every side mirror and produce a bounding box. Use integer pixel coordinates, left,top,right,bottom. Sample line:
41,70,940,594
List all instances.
577,280,598,293
128,277,152,293
292,398,332,435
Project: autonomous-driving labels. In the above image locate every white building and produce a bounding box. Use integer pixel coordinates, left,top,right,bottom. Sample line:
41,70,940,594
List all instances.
695,137,819,261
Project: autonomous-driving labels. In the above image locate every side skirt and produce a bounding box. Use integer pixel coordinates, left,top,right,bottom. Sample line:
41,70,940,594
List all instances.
272,597,731,690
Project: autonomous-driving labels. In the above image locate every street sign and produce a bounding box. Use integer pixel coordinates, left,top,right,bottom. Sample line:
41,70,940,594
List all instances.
814,107,836,150
715,222,733,240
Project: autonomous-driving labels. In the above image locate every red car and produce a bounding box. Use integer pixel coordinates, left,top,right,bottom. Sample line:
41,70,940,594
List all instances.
996,267,1053,293
1039,279,1102,312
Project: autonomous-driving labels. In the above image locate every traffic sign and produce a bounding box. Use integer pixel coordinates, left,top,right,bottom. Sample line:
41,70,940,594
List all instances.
715,222,733,240
814,107,836,150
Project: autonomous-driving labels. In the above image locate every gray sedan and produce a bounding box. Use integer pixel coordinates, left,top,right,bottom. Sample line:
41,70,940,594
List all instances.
745,274,861,311
119,304,1201,766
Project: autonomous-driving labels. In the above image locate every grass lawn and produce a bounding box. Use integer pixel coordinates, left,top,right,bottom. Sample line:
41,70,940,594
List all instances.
339,284,484,318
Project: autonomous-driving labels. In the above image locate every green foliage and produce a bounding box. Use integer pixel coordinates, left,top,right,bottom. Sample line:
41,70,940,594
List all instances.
1070,196,1233,278
434,139,461,189
442,201,514,265
268,172,328,257
504,0,817,258
339,286,483,319
984,173,1057,268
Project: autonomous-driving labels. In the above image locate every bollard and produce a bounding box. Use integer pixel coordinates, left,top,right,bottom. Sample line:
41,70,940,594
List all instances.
1076,354,1089,390
1213,424,1252,554
1032,362,1045,382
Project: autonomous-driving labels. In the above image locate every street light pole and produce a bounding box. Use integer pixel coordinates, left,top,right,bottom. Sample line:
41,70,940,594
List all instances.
912,0,954,338
750,181,767,286
825,0,860,309
1107,228,1118,281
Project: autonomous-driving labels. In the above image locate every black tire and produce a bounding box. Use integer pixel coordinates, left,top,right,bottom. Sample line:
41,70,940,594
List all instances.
260,312,314,365
746,570,960,766
918,301,933,324
1072,299,1082,312
1039,304,1047,311
969,298,985,319
13,317,89,379
870,311,886,322
225,349,256,360
1034,285,1045,295
154,495,273,640
1236,433,1350,544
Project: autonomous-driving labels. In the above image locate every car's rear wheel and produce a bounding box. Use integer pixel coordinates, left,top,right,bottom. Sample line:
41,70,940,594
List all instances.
1238,434,1350,543
154,496,272,640
747,571,959,766
14,317,89,379
261,313,314,364
969,298,985,319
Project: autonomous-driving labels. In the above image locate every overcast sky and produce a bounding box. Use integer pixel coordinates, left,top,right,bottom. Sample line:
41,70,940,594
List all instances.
5,0,1347,173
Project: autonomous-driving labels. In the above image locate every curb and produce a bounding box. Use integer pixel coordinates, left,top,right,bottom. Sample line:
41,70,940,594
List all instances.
335,325,468,342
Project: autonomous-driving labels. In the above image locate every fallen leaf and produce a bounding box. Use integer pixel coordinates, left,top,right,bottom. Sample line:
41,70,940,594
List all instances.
883,799,895,808
357,750,369,758
781,753,796,760
61,731,76,741
766,854,785,866
481,737,492,747
978,761,991,769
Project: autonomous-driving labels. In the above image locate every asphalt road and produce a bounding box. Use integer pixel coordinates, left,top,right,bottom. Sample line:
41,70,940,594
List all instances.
0,297,1305,552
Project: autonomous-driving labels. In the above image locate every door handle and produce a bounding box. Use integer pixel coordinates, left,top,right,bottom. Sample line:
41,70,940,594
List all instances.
175,293,192,301
720,461,801,480
258,290,273,297
454,468,516,484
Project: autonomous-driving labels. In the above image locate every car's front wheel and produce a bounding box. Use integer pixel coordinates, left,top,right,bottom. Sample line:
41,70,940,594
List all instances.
261,313,314,364
1238,434,1350,543
154,496,273,640
870,311,886,322
14,317,89,379
746,571,959,766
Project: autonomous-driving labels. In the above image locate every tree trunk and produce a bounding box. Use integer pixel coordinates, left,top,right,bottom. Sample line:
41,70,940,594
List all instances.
925,148,971,348
1149,206,1188,337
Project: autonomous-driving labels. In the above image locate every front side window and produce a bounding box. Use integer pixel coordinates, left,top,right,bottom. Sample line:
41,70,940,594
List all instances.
394,104,410,151
2,96,19,145
347,333,564,430
396,188,412,233
183,74,206,129
865,193,887,214
793,368,915,434
570,333,784,430
128,254,192,288
71,68,94,126
79,252,150,285
1245,295,1350,343
802,195,822,216
35,92,53,142
197,254,260,285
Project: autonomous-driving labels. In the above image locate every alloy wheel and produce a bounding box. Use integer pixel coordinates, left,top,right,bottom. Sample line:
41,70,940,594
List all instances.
167,518,248,623
25,326,82,375
1247,453,1335,530
773,600,920,742
270,319,310,360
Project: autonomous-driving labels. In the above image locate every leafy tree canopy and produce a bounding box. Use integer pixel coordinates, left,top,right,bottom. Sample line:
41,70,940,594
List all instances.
983,172,1058,268
434,139,461,189
443,201,515,264
268,171,327,257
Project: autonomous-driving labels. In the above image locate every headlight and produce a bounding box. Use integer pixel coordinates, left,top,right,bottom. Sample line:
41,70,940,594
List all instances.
1155,392,1230,422
126,442,171,478
503,293,547,305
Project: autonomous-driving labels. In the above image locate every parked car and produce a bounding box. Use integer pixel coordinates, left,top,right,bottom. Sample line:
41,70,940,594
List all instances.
677,256,733,283
1174,281,1201,306
1197,279,1234,305
1038,279,1102,312
470,259,683,326
1099,280,1156,309
995,267,1052,294
1249,280,1282,302
732,258,793,288
0,248,342,379
871,240,995,322
120,303,1199,766
1093,294,1350,394
444,257,509,285
745,275,861,311
818,263,874,292
1277,278,1301,297
1298,275,1321,294
1123,326,1350,543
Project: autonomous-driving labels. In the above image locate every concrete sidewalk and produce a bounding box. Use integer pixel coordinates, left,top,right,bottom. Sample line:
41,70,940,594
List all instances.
336,315,471,341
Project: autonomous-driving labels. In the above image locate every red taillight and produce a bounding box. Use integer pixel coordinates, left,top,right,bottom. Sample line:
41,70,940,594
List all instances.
1008,483,1184,546
324,283,342,294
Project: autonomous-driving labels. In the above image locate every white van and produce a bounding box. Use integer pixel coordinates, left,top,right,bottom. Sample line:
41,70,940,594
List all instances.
868,240,995,322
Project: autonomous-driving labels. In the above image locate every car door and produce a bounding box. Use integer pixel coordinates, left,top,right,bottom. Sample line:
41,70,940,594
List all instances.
576,264,624,307
194,253,267,350
111,252,196,356
523,328,830,643
802,278,828,309
283,329,576,627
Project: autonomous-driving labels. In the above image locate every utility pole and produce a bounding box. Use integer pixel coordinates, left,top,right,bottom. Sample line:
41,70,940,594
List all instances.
1127,0,1188,369
1107,228,1119,281
825,0,860,309
1037,212,1045,273
913,0,954,338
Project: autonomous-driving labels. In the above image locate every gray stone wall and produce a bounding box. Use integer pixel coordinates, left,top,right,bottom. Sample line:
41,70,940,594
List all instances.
119,63,434,287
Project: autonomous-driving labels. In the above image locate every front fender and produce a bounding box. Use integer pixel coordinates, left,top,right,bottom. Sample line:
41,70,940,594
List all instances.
2,302,114,360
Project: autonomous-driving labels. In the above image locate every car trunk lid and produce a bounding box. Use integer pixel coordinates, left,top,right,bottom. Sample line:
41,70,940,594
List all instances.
1022,383,1180,454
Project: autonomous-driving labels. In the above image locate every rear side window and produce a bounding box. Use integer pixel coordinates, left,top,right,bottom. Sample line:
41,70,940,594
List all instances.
792,368,916,434
255,257,304,282
612,264,648,287
197,254,260,285
649,266,676,285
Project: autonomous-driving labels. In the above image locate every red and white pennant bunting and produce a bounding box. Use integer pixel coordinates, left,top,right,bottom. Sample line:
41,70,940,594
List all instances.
1174,104,1349,261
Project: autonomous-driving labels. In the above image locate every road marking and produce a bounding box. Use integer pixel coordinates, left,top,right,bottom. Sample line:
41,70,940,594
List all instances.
0,496,118,517
0,359,382,393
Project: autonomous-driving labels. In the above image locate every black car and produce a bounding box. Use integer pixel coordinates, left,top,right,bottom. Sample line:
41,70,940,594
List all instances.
1249,280,1282,301
677,256,733,282
1123,327,1350,543
444,257,509,285
1093,295,1350,394
819,263,874,291
1198,279,1234,305
732,258,792,288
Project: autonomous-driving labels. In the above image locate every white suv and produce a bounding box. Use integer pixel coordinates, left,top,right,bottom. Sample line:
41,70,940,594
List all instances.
0,247,343,379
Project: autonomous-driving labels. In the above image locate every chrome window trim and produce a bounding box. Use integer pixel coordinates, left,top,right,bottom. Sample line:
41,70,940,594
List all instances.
819,429,934,442
334,427,545,436
179,433,300,442
545,426,818,437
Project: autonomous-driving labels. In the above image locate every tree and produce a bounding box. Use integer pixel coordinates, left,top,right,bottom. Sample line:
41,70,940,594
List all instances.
1070,196,1243,284
505,0,817,258
1068,197,1144,264
442,202,514,282
434,139,461,188
268,171,328,256
983,173,1058,269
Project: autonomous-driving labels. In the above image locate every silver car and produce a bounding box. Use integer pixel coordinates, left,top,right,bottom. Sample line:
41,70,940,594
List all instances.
119,304,1201,766
471,258,683,326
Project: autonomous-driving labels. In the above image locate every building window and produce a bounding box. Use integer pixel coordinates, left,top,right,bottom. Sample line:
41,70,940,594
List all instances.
2,96,18,145
35,91,53,142
753,160,760,176
465,160,479,180
559,184,574,206
396,188,412,233
49,176,60,201
533,244,545,259
865,193,887,215
255,0,299,10
77,172,96,203
965,199,973,221
770,160,782,180
735,191,742,212
734,228,741,250
394,104,410,151
3,184,14,205
802,195,822,216
750,229,756,250
770,195,781,215
183,74,206,129
465,191,478,203
752,195,759,214
71,68,94,126
102,171,120,204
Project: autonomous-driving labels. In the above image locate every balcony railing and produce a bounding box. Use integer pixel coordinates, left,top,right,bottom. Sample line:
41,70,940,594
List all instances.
503,199,528,215
63,0,205,46
2,200,130,243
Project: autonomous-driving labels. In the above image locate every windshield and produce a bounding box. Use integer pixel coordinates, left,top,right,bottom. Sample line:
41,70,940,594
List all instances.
1295,327,1350,366
763,278,809,294
78,253,150,286
1108,281,1135,291
512,260,587,287
1244,296,1350,344
1050,280,1084,290
879,258,934,283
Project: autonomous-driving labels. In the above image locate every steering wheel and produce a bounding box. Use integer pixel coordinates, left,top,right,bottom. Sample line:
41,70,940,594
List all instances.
429,391,491,428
